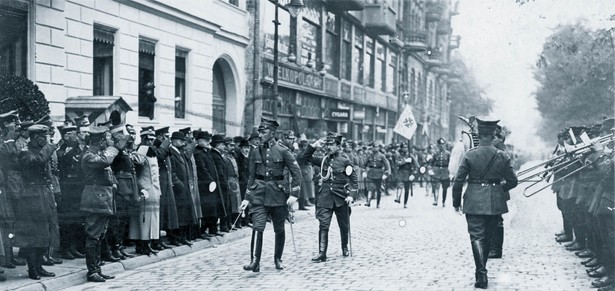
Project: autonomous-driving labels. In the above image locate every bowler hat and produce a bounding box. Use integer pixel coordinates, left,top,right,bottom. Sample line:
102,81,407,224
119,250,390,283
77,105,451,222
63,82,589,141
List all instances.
239,138,250,147
170,131,185,140
194,130,212,140
248,132,259,140
210,134,226,145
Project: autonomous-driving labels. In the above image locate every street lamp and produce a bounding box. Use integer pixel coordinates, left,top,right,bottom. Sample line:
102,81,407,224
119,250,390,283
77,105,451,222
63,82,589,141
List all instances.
272,0,304,120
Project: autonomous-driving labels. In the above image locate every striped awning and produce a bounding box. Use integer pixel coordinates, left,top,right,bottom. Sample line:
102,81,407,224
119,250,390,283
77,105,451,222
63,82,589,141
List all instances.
94,26,115,44
139,39,156,55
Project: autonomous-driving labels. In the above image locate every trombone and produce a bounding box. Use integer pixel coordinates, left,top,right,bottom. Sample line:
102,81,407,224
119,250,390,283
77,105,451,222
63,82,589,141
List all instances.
517,133,613,177
523,155,605,197
517,157,578,183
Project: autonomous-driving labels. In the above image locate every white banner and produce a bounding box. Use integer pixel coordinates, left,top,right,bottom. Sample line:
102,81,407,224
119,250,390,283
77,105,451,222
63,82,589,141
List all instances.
393,106,418,140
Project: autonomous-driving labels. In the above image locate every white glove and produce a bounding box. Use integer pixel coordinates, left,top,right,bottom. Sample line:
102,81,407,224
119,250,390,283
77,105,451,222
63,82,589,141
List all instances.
345,196,354,204
286,196,298,206
382,174,388,180
362,172,367,179
240,199,249,210
140,189,149,199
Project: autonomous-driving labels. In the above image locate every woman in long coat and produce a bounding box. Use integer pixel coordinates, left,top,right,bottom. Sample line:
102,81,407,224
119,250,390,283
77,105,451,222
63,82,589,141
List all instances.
129,136,161,255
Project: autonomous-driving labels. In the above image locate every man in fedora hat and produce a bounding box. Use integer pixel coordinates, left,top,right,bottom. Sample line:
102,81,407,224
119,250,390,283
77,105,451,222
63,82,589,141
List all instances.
168,131,197,246
241,117,302,272
452,118,518,289
209,134,231,233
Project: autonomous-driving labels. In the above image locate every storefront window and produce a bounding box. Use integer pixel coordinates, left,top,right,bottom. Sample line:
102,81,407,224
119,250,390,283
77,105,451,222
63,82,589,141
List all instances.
365,36,374,87
353,29,364,85
0,3,27,77
175,49,187,119
263,0,291,59
93,25,114,96
324,12,339,77
138,38,156,119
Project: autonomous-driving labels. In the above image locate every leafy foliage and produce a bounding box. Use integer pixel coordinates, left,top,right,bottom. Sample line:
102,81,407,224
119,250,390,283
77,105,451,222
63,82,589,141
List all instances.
0,75,50,122
448,54,492,121
533,24,614,142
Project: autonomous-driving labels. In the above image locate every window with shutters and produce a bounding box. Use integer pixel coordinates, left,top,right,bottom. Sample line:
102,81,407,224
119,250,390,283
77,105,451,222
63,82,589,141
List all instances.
93,25,115,96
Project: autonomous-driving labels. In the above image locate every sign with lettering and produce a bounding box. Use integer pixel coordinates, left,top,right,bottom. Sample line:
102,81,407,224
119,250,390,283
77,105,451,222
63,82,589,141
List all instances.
263,61,324,91
330,109,351,120
353,110,365,120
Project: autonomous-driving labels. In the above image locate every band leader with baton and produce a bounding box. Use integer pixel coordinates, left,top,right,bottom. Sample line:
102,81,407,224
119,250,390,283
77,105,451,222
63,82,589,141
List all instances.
297,133,358,262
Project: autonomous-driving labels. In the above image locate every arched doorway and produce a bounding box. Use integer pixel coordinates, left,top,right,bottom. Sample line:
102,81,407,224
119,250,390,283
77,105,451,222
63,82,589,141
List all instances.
212,61,226,134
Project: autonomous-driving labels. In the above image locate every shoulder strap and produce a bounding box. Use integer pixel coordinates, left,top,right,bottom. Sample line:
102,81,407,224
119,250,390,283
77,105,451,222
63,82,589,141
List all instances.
478,149,499,179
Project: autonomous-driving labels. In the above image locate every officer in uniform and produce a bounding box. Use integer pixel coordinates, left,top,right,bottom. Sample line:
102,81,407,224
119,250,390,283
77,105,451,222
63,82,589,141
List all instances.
431,138,451,207
362,142,391,208
298,133,358,262
452,118,518,289
240,117,302,272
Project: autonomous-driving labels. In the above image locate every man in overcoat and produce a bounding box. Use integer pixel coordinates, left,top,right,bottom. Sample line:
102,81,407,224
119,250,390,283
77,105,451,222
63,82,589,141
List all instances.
193,130,225,237
169,131,196,245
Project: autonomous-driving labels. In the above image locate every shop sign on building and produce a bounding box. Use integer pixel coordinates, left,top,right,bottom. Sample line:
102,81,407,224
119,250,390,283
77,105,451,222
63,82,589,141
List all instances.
263,61,323,91
353,110,365,120
330,109,351,120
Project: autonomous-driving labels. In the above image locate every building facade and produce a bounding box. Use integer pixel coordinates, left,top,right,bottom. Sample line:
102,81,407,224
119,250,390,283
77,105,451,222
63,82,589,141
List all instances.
0,0,249,136
245,0,459,144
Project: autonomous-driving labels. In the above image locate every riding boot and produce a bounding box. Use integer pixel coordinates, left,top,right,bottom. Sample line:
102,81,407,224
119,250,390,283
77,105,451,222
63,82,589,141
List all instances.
365,192,371,207
26,249,40,280
243,231,262,272
247,230,255,264
341,227,349,257
274,232,285,270
488,227,504,259
312,230,328,262
471,240,488,289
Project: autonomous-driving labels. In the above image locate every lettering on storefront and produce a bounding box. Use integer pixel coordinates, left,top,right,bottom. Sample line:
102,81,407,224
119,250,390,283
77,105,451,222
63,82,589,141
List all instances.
353,110,365,120
330,109,350,120
263,61,324,91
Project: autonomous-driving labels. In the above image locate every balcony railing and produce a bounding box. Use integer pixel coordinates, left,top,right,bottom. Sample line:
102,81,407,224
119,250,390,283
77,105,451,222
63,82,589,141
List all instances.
326,0,365,11
426,50,442,66
425,1,445,22
404,29,428,52
364,4,397,35
449,35,461,49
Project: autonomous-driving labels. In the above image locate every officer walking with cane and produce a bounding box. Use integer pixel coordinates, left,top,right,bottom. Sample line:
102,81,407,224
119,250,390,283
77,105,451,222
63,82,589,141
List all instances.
297,133,358,262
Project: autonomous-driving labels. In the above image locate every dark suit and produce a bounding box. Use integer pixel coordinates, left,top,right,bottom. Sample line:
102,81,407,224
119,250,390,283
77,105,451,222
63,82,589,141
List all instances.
194,145,226,234
169,146,195,227
154,140,179,231
210,148,230,231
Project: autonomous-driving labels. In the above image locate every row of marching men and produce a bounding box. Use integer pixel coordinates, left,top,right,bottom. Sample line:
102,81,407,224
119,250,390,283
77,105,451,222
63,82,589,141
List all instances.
541,117,614,291
0,109,256,283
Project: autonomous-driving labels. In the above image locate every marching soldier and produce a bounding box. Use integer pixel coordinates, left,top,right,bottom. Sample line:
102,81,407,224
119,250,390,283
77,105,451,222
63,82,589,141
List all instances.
431,138,451,207
452,118,518,289
362,142,391,208
488,125,511,259
240,117,302,272
297,133,358,262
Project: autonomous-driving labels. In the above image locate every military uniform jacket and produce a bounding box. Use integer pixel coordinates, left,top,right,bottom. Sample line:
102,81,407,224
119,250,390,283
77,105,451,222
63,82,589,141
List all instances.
430,149,451,181
246,138,302,207
298,145,358,209
452,143,518,215
81,146,119,213
363,152,391,180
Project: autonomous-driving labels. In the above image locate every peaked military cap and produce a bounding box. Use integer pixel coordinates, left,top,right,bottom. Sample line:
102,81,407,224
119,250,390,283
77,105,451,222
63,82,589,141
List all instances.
140,126,155,137
284,130,296,139
437,137,446,145
89,127,108,142
18,119,34,129
476,117,499,135
109,123,125,134
179,127,191,135
155,126,169,135
325,133,343,144
258,117,279,131
28,124,49,134
126,124,136,134
97,120,112,127
248,132,259,140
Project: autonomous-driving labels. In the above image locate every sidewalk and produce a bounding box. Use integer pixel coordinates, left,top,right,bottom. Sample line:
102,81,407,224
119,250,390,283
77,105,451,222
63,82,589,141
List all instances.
3,209,314,291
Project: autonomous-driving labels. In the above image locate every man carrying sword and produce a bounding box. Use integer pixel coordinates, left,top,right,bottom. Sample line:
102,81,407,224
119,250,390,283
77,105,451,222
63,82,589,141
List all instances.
297,133,358,262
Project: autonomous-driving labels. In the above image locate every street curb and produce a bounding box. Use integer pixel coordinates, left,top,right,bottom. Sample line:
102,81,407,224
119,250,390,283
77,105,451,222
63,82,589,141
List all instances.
12,210,314,291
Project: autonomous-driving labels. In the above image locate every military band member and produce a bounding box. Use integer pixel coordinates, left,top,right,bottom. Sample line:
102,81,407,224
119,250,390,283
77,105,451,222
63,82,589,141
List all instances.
452,118,518,289
298,133,358,262
362,143,391,208
431,138,451,207
241,117,302,272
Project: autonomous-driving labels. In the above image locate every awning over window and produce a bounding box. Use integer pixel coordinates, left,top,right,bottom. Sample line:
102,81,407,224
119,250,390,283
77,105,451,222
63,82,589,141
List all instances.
94,26,115,44
139,39,156,55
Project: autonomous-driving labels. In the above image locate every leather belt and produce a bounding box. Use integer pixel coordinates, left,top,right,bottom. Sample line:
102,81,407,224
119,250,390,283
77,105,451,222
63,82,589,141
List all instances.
255,174,284,181
468,179,501,186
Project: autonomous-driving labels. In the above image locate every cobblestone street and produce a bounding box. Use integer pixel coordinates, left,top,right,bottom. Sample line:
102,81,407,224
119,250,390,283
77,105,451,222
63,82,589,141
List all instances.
60,162,595,291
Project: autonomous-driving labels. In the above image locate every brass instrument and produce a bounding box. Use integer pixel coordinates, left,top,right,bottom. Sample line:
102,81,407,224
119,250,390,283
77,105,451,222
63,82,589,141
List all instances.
459,116,479,149
523,155,605,197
